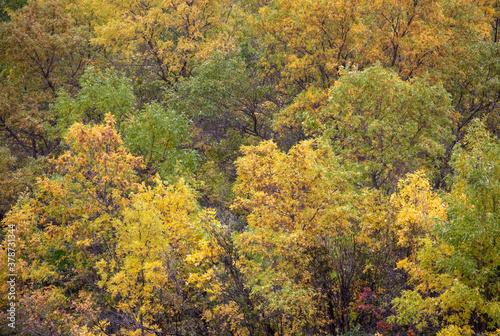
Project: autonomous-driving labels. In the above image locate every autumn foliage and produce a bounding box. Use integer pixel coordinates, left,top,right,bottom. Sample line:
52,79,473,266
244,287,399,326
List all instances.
1,0,500,335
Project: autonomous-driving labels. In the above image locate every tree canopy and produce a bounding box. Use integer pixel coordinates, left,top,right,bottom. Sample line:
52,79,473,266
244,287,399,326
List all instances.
1,0,499,335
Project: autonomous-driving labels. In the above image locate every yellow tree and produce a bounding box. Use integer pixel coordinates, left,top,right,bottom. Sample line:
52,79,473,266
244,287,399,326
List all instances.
365,0,489,79
89,0,236,86
1,113,214,335
188,139,390,334
256,0,366,91
96,179,204,335
391,170,447,256
254,0,491,95
0,114,142,335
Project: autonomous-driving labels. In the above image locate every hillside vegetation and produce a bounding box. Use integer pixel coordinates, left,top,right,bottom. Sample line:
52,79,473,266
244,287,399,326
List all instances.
1,0,499,335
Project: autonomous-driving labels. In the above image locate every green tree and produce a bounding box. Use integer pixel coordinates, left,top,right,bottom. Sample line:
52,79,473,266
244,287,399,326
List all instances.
0,0,27,22
51,67,136,137
123,102,197,182
298,64,453,190
392,120,500,335
51,67,197,182
431,40,500,187
170,52,277,141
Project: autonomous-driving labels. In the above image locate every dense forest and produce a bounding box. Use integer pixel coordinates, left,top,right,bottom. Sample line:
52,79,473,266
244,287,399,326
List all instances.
0,0,499,335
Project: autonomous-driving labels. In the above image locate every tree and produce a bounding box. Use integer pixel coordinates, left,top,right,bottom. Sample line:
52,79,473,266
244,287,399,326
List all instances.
430,40,500,187
169,52,277,141
256,0,365,91
298,64,453,190
50,67,197,182
96,179,206,335
123,102,198,183
391,170,447,256
0,146,46,220
392,120,500,335
191,139,390,334
166,50,284,206
0,0,91,96
90,0,236,87
0,0,94,217
365,0,490,80
254,0,491,93
0,0,27,22
1,114,142,335
51,67,136,137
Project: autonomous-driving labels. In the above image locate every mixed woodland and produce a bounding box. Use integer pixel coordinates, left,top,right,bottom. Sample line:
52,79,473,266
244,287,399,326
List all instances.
1,0,500,335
